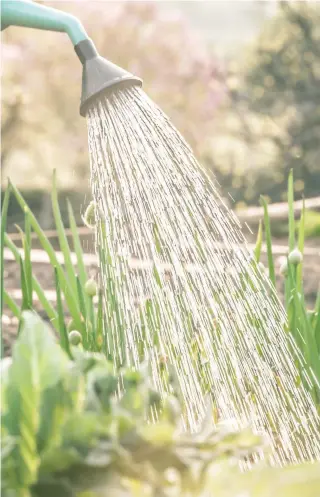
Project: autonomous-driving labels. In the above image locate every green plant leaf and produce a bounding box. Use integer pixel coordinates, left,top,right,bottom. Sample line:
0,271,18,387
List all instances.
9,181,83,331
4,290,21,320
3,311,69,489
139,422,175,445
67,199,89,306
24,209,33,309
288,169,296,252
39,447,82,475
1,184,11,354
314,290,320,353
4,233,59,331
54,268,71,357
19,255,32,312
52,171,77,293
95,290,104,352
254,219,263,263
260,196,276,287
296,198,305,294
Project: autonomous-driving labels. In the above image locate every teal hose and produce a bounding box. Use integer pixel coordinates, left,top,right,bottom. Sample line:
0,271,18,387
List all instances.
1,0,142,116
1,0,88,45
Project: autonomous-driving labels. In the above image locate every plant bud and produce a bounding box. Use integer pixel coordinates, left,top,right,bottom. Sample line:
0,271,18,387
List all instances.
67,318,77,333
279,259,288,276
85,278,97,297
68,330,82,345
83,201,96,229
288,248,303,265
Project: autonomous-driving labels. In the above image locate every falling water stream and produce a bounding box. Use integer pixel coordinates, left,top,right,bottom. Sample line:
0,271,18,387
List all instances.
87,86,320,464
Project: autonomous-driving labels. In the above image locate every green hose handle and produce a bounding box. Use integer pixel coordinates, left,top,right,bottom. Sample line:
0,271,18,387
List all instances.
1,0,89,46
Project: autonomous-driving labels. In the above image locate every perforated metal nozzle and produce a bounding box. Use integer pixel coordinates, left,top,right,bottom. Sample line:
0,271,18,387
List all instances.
75,39,142,117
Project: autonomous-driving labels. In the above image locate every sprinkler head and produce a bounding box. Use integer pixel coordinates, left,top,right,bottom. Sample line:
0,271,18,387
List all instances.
75,39,142,117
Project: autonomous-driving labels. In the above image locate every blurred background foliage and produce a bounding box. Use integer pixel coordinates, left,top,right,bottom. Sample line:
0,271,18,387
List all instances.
210,1,320,207
1,1,320,220
1,1,223,190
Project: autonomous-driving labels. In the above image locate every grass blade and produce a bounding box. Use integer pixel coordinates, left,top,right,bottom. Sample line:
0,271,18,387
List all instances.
314,289,320,352
4,233,59,330
9,181,82,330
288,169,296,252
260,196,276,287
23,209,33,308
76,277,88,347
1,184,11,356
296,198,305,295
96,290,104,352
54,267,71,357
67,199,88,288
4,290,21,319
52,171,77,293
19,256,31,311
254,219,263,263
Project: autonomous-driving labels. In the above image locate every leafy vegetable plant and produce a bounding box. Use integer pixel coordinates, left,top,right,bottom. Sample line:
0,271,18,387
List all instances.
2,311,320,497
258,170,320,407
1,171,104,357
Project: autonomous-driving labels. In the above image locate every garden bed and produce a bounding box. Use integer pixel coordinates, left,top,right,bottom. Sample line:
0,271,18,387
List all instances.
3,236,319,356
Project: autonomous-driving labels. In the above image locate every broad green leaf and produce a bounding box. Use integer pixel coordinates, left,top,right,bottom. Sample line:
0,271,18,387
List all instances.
4,311,69,488
31,478,74,497
39,447,82,475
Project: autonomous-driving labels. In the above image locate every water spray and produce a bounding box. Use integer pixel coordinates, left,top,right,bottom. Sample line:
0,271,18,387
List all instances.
1,0,142,116
3,0,320,464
